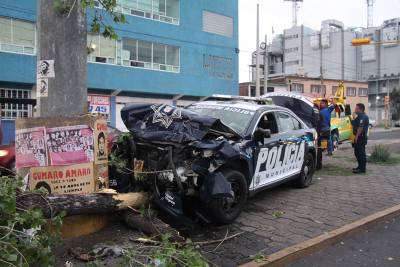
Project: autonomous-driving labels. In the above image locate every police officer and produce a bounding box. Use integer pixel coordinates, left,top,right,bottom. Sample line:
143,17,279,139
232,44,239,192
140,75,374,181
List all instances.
352,103,369,174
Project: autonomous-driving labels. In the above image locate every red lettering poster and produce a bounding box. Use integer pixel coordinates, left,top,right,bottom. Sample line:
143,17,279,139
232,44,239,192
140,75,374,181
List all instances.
29,163,94,195
46,125,94,166
15,127,48,168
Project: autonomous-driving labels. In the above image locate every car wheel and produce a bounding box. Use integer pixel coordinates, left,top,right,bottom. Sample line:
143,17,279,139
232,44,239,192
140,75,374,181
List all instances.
295,153,315,188
8,159,16,174
207,169,248,225
332,132,339,151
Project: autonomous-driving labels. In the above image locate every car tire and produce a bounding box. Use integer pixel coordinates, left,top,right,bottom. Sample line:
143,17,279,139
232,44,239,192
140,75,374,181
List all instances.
332,132,339,151
295,153,315,188
207,169,248,225
8,159,16,174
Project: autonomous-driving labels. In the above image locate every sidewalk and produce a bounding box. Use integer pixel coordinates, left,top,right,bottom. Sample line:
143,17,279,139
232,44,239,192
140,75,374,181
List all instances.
370,126,400,133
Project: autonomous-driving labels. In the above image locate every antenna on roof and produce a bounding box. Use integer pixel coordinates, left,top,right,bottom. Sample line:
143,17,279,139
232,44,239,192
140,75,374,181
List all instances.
366,0,375,28
284,0,303,27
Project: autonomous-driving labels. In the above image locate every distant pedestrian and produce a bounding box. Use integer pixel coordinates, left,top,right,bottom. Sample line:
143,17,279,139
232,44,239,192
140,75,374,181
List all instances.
352,103,369,174
319,99,334,156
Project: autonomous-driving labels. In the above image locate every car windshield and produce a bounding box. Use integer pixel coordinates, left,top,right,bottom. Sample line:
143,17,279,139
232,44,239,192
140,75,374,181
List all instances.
186,104,254,135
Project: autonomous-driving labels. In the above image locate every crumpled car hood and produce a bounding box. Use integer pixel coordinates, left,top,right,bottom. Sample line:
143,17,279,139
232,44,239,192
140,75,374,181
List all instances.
121,103,241,144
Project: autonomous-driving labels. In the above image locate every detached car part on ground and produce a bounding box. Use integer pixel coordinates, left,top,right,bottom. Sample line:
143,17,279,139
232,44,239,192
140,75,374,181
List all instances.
110,101,318,225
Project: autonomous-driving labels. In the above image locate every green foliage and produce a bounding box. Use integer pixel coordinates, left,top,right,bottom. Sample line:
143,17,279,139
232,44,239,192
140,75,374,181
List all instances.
271,211,284,219
54,0,127,40
108,133,133,174
370,145,391,163
117,234,209,267
249,252,267,263
0,176,64,267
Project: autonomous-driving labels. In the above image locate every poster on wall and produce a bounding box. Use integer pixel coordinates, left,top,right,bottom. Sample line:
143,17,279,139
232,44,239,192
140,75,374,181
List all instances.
29,163,94,195
94,119,108,164
15,127,48,168
37,60,55,78
37,78,49,98
46,125,94,166
88,95,111,121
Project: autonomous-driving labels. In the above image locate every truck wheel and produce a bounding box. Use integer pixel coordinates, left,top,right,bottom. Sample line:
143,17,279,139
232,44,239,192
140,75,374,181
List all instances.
295,153,315,188
207,170,247,225
332,132,339,150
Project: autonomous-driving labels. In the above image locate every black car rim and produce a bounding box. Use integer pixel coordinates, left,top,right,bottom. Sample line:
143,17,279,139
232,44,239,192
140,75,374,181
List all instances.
303,157,314,182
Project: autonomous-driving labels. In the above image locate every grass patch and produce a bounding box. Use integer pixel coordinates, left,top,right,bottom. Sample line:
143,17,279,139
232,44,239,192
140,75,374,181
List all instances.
316,163,353,176
369,153,400,165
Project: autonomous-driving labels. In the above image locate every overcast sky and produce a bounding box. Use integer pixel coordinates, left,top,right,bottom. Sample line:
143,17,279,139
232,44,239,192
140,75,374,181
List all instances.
238,0,400,82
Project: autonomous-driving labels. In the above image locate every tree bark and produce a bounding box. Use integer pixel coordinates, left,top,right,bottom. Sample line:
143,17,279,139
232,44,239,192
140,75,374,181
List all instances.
17,192,149,218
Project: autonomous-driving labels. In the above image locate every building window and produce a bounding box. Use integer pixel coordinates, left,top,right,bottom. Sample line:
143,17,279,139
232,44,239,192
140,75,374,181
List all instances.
291,83,304,93
0,88,32,119
202,11,233,38
332,86,338,96
284,34,299,40
122,38,180,72
284,47,299,53
311,85,326,95
358,88,368,97
99,0,180,25
203,54,233,80
347,87,357,96
87,34,117,64
284,60,299,66
0,16,35,55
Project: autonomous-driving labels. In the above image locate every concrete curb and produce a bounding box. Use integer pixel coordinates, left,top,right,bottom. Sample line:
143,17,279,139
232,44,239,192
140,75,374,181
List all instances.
240,203,400,267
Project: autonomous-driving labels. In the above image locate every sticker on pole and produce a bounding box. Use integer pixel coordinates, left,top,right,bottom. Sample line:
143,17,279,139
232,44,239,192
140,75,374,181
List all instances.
30,163,95,195
15,127,48,168
46,125,94,166
37,60,55,78
37,78,48,98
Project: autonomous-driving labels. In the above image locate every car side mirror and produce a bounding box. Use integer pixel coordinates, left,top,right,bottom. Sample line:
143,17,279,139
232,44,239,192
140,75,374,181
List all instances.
345,104,352,116
252,128,271,143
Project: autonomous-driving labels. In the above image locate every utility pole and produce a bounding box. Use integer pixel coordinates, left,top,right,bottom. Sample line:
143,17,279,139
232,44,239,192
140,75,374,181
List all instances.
263,34,268,94
255,4,260,97
37,0,87,117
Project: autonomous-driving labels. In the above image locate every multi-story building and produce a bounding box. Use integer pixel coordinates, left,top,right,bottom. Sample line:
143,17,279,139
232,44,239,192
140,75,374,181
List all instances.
0,0,239,143
251,18,400,123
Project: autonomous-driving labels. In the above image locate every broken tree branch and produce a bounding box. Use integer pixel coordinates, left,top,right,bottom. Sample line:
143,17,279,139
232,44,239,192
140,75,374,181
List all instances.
16,192,149,218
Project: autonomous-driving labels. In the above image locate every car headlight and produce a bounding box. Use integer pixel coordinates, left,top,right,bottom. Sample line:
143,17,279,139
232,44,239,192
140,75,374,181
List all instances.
0,150,9,157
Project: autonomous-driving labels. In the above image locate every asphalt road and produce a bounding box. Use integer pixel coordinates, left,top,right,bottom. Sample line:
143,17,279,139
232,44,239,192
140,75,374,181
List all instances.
288,216,400,267
369,129,400,140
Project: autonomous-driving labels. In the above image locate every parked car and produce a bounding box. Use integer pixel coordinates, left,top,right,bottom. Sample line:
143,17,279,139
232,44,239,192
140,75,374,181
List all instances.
115,100,318,225
0,143,15,175
369,119,377,128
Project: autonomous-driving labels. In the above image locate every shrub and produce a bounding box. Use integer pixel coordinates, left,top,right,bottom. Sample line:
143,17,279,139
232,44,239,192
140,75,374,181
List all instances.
0,175,64,267
370,145,391,163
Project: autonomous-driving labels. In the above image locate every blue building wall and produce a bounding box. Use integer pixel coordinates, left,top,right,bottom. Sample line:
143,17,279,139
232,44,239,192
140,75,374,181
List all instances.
0,0,239,143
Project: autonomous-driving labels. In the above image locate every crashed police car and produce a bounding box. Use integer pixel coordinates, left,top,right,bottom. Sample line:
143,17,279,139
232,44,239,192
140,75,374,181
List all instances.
111,98,317,225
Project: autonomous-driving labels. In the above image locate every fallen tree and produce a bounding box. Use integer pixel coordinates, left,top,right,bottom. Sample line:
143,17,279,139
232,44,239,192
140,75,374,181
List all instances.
16,191,149,218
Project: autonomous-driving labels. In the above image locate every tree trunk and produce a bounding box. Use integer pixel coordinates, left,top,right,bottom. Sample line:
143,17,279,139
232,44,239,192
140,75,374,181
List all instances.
17,192,149,218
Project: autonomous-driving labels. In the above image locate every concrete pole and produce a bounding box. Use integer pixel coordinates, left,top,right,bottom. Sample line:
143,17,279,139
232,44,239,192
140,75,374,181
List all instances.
255,4,260,97
37,0,87,117
341,28,345,81
263,34,268,95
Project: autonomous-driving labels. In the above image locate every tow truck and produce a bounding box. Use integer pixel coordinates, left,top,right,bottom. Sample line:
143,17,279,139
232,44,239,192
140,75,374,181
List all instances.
312,81,353,149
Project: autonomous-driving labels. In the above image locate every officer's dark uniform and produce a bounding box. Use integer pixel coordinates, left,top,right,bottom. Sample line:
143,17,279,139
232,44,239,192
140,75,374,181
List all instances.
352,112,369,172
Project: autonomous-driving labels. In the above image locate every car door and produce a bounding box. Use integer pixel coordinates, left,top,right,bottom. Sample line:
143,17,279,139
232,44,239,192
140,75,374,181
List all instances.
251,111,306,189
251,111,282,190
274,111,306,179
